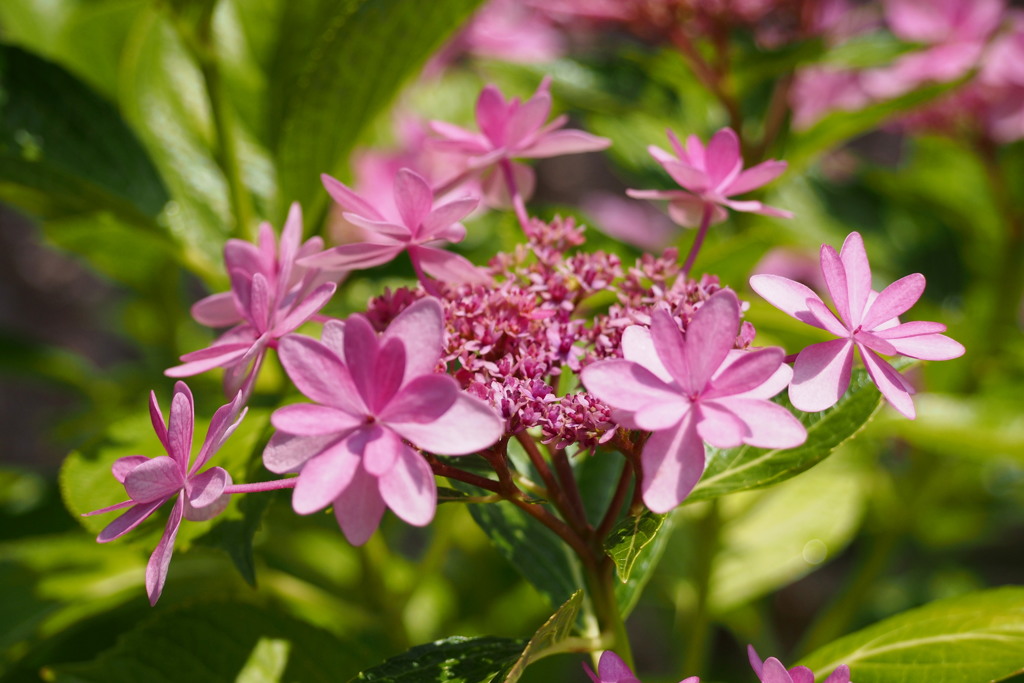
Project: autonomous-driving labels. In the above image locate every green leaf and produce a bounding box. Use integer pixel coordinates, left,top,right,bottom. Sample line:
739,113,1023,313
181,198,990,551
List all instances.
799,587,1024,683
687,366,886,504
46,601,366,683
350,636,526,683
603,511,667,584
0,45,170,227
268,0,486,223
499,591,585,683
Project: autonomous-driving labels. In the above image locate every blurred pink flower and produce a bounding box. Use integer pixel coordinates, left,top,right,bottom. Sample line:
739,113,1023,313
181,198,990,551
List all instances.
583,650,699,683
790,67,871,130
581,291,804,512
84,382,246,604
167,204,339,396
429,77,610,207
628,127,792,227
303,168,483,288
749,231,964,419
748,646,850,683
582,192,680,251
263,298,503,545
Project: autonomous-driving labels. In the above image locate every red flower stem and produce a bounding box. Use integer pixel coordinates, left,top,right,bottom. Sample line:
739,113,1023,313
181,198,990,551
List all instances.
507,491,594,562
553,447,591,532
499,158,532,232
595,459,634,542
516,432,587,535
425,453,503,494
224,478,297,494
681,203,714,275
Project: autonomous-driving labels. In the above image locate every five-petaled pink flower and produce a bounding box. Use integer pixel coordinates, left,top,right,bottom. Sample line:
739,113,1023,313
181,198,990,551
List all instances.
749,231,965,419
301,168,483,287
628,127,793,227
84,382,246,604
263,297,504,545
584,651,698,683
582,290,806,513
748,645,850,683
167,203,339,396
429,76,611,207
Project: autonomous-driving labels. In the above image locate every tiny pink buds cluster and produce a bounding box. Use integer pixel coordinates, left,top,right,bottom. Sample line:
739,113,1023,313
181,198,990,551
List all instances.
750,231,965,419
582,290,806,511
166,203,339,397
84,382,246,604
264,298,504,544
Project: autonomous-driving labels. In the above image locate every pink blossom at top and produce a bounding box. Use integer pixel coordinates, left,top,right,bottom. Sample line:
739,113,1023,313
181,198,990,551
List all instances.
581,290,806,513
749,232,965,419
583,650,699,683
263,298,503,545
166,203,339,396
84,382,246,604
748,646,850,683
627,128,793,228
428,77,611,207
301,168,483,287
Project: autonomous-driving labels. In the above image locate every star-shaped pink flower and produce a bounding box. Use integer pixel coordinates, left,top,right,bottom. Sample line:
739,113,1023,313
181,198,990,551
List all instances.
429,77,611,207
748,646,850,683
301,168,483,287
628,127,793,227
263,298,504,545
167,203,339,396
84,382,246,604
581,290,806,513
583,651,699,683
749,231,965,419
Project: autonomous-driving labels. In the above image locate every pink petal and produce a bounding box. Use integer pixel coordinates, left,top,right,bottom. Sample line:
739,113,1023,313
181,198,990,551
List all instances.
185,466,231,511
165,341,251,377
429,120,487,147
148,391,171,456
192,292,242,328
372,337,407,411
378,442,437,526
387,389,502,456
721,198,794,219
761,658,794,683
716,350,793,400
112,455,149,483
705,128,743,188
382,297,444,380
96,497,167,542
874,320,945,338
716,398,807,448
806,297,851,338
649,308,689,386
263,432,336,474
704,347,785,398
671,197,726,227
581,360,682,413
476,85,509,146
361,425,400,477
789,339,855,412
423,196,478,239
886,332,964,360
272,403,362,436
379,373,456,423
819,245,853,327
167,383,194,466
394,168,434,230
412,245,489,283
633,397,690,431
506,88,551,148
292,433,364,514
641,412,705,513
726,160,787,196
518,129,611,158
321,173,385,220
333,464,386,546
249,272,273,333
343,214,413,241
854,330,898,356
663,160,709,193
298,242,405,271
695,401,746,448
621,325,672,383
124,456,183,503
193,393,247,473
276,202,303,293
597,651,637,681
685,134,706,168
343,315,379,403
146,494,183,605
839,232,873,327
278,334,366,414
823,665,851,683
681,290,740,394
272,282,337,337
481,162,536,208
788,667,815,683
748,274,828,329
321,320,345,357
748,645,765,677
859,346,916,419
860,273,925,331
625,188,689,202
224,239,262,280
432,220,467,244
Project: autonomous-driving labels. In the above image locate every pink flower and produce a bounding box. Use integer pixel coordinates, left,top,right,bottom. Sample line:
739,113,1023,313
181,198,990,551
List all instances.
748,646,850,683
428,77,611,207
263,298,504,545
749,231,965,419
302,168,483,286
581,290,806,513
84,382,246,604
627,128,793,227
167,203,339,396
583,651,698,683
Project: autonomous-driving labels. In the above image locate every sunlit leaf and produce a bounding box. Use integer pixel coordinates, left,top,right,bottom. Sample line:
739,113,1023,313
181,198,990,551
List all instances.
604,510,666,584
499,591,584,683
351,636,525,683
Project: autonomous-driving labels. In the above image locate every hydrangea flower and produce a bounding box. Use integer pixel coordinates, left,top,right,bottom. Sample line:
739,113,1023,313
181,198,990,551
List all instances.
581,290,806,512
748,645,850,683
627,127,793,228
429,77,610,207
84,382,246,604
749,231,965,419
301,168,482,287
583,651,698,683
167,203,339,396
263,297,503,544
